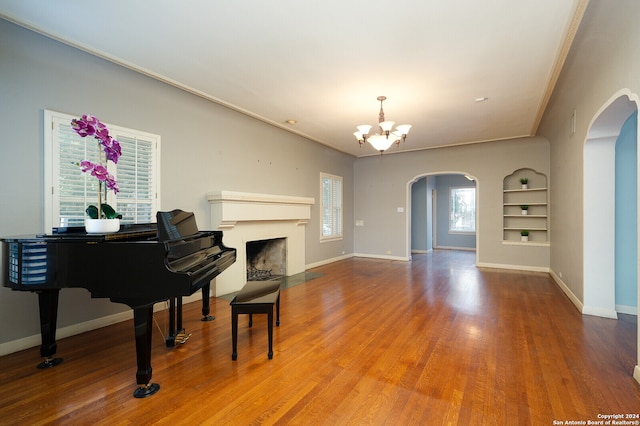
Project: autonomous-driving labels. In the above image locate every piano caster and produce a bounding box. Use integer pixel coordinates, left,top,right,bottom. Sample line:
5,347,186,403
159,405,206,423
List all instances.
37,357,63,369
201,315,215,322
133,383,160,398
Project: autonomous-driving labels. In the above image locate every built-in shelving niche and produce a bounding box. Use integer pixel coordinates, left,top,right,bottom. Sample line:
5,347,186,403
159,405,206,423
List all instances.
503,168,548,243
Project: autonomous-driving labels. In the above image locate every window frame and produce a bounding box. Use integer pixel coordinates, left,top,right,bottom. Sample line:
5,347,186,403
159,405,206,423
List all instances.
320,172,343,241
449,186,476,234
44,110,161,232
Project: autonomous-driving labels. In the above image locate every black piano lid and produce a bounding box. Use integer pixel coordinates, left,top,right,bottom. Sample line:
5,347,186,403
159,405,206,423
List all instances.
156,210,200,242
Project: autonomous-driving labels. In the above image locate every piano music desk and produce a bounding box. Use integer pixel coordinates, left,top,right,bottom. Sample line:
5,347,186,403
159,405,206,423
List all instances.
230,280,281,360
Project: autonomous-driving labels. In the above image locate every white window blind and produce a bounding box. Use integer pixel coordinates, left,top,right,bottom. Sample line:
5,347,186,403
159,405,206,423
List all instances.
44,110,161,232
321,173,343,240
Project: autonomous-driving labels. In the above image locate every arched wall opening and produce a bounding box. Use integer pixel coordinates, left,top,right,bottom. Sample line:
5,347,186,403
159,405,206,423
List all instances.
583,91,638,318
582,90,639,385
407,172,478,262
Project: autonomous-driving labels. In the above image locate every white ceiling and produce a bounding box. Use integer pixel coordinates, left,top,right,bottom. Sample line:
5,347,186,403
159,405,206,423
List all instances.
0,0,586,157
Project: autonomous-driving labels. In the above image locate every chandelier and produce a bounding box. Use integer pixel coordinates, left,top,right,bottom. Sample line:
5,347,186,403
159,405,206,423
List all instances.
353,96,411,153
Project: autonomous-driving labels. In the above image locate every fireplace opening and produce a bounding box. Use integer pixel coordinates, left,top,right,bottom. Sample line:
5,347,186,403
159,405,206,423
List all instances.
246,238,286,281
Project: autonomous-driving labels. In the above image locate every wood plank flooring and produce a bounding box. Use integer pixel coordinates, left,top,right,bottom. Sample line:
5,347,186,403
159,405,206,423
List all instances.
0,250,638,425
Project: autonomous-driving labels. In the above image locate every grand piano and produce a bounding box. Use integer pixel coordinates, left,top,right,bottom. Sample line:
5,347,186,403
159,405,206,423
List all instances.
1,210,236,398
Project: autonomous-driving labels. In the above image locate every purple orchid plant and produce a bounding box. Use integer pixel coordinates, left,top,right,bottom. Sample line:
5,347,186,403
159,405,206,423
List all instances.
71,115,122,220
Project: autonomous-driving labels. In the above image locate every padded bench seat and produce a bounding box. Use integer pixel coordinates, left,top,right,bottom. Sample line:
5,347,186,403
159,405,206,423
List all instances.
230,280,281,360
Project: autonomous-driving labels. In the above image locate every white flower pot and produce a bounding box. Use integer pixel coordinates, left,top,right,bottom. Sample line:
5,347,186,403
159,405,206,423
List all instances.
521,235,529,242
521,184,528,189
85,218,120,234
521,210,528,215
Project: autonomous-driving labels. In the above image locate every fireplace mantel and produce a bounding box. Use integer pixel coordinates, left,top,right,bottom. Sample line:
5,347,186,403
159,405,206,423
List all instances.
207,190,314,229
207,191,315,295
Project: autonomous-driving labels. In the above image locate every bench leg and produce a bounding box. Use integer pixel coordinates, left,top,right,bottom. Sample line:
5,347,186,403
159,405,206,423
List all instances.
276,294,280,327
231,307,238,361
248,314,253,327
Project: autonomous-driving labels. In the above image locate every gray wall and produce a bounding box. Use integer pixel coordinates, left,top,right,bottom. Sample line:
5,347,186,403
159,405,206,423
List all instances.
537,0,640,306
353,138,550,268
0,19,354,348
5,0,638,373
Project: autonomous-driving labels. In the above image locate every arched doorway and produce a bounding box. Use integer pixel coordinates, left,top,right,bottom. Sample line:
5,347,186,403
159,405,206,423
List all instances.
407,172,478,259
583,91,639,318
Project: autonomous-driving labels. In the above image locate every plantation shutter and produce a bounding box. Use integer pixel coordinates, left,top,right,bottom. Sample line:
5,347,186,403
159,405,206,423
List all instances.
45,110,161,232
113,133,156,223
321,173,343,239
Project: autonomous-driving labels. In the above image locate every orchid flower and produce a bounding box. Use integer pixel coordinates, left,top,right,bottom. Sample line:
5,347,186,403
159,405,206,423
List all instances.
71,115,122,219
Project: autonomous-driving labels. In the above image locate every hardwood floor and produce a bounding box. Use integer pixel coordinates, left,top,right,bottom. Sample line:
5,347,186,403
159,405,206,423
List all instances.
1,250,638,425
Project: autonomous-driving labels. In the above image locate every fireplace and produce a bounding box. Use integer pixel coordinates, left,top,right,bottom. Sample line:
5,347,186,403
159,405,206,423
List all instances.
246,238,286,281
207,191,315,295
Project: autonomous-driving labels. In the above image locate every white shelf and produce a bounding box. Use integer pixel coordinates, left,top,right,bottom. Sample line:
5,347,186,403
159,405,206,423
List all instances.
503,187,547,193
503,171,548,242
503,214,547,218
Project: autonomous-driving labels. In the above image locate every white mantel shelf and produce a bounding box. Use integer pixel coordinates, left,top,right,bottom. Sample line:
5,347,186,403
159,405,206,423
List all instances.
207,190,315,295
207,190,315,229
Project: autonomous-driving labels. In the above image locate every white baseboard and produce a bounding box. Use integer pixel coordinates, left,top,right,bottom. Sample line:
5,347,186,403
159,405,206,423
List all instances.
0,292,204,357
548,269,584,314
549,270,624,319
434,245,476,252
353,253,410,262
306,253,352,270
0,310,133,357
582,305,618,319
307,253,412,268
476,261,549,273
615,304,638,316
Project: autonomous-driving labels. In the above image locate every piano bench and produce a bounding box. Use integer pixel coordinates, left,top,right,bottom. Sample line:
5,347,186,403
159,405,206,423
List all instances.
230,280,281,361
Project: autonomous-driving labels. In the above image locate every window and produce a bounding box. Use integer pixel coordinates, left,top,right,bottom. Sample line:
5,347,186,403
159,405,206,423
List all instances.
321,173,343,240
44,110,161,232
449,187,476,233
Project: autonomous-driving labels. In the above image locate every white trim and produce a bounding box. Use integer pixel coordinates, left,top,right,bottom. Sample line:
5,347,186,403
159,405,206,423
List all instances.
0,294,203,356
434,245,476,252
411,249,432,254
549,269,583,313
582,306,619,319
305,253,353,269
207,191,314,295
319,172,343,241
0,310,132,356
353,253,410,262
43,109,161,232
615,304,638,316
477,262,549,273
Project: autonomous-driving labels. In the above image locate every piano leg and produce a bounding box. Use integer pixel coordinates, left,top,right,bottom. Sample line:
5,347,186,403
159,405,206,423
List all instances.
201,283,215,321
132,305,160,398
36,290,63,369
